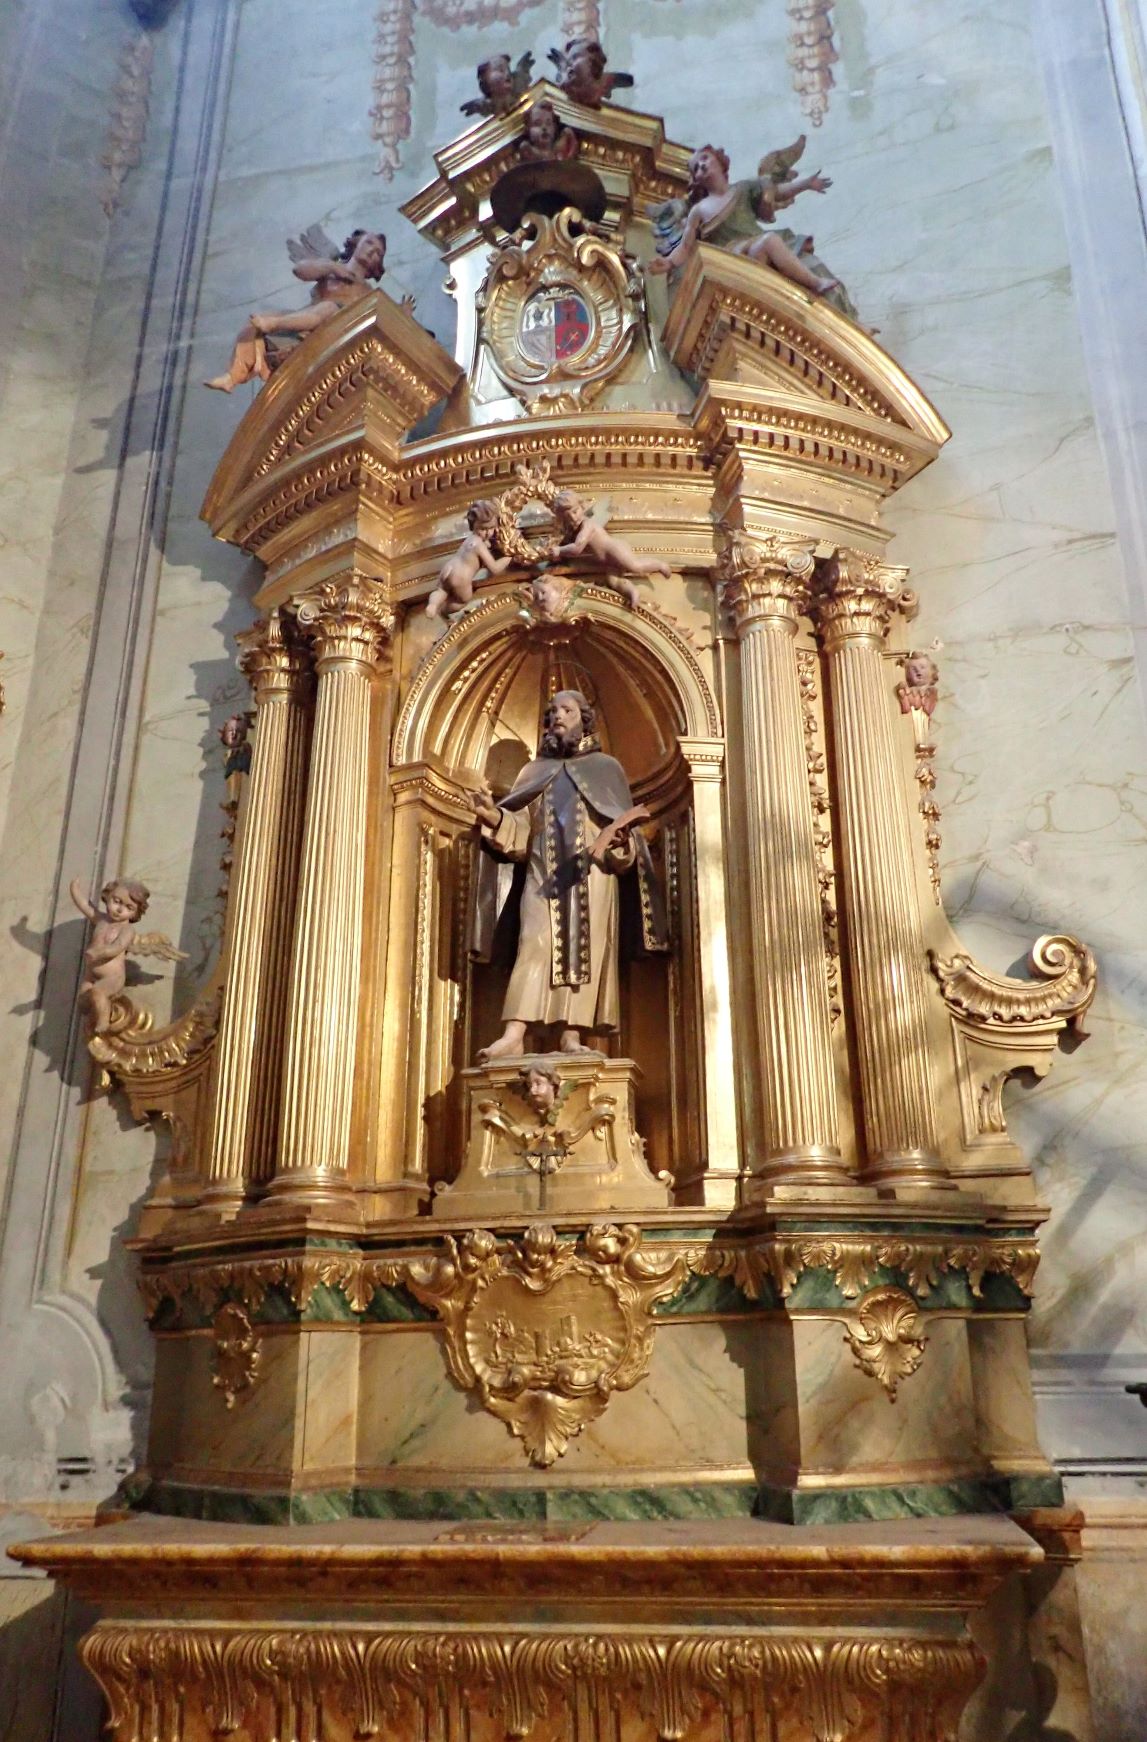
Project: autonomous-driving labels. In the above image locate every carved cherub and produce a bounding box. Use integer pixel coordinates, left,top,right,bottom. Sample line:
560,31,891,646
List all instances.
646,140,857,320
69,877,187,1035
518,98,578,163
897,651,940,718
460,51,535,118
547,38,634,108
545,490,671,606
426,499,515,617
205,226,411,393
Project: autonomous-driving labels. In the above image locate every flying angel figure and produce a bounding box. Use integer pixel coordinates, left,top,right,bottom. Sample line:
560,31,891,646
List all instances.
460,52,535,118
646,136,859,320
204,224,410,393
70,876,188,1035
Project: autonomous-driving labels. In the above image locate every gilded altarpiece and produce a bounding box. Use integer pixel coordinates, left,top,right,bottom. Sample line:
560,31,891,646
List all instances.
15,81,1101,1742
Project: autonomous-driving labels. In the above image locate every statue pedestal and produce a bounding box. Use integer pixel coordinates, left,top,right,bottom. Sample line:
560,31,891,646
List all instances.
434,1053,671,1219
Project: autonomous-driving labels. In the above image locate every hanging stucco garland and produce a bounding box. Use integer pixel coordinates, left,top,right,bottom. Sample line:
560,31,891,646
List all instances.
100,28,156,216
558,0,601,38
371,0,550,180
787,0,836,126
370,0,416,179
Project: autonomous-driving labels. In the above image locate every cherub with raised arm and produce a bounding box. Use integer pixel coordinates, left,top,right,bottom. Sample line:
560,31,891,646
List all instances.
460,51,535,118
426,499,515,618
547,38,634,108
647,139,856,318
69,877,187,1035
545,489,670,606
205,226,407,393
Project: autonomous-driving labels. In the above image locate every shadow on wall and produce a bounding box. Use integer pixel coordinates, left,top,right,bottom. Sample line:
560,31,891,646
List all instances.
0,1572,102,1742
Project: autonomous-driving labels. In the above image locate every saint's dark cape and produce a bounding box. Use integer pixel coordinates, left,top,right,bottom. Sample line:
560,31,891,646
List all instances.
471,749,669,986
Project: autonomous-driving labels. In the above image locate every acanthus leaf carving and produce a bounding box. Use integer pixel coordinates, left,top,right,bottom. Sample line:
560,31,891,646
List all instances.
844,1285,927,1400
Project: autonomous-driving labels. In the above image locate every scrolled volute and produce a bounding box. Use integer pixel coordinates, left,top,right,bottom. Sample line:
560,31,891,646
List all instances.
931,932,1096,1033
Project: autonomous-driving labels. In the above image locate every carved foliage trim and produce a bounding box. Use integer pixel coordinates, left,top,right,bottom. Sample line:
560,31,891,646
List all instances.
211,1303,261,1409
844,1285,926,1400
138,1232,1040,1331
81,1622,983,1742
89,986,221,1082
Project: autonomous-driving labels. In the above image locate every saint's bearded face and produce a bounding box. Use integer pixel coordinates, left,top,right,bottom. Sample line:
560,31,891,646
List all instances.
549,693,585,746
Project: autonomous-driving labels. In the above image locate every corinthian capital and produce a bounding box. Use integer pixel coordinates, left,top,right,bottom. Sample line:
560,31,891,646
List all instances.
293,575,395,671
236,610,311,704
813,548,914,649
712,529,817,631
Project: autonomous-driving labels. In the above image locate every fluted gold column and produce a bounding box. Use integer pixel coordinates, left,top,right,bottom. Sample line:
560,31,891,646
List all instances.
814,551,944,1183
205,613,311,1204
269,577,393,1206
716,531,844,1182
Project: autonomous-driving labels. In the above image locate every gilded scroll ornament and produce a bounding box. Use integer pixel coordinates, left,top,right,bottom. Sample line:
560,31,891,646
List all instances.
80,1620,983,1742
931,934,1096,1031
397,1223,686,1465
477,208,646,413
844,1285,927,1399
88,984,220,1083
210,1303,261,1409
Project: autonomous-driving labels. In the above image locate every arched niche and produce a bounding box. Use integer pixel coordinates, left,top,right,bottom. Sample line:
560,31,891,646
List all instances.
383,585,739,1207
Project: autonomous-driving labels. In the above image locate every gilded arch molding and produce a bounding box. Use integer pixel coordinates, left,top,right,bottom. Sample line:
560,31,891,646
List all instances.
392,585,722,768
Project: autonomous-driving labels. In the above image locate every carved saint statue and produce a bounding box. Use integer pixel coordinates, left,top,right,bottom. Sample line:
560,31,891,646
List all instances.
468,689,668,1060
648,139,858,320
205,226,410,393
69,877,187,1034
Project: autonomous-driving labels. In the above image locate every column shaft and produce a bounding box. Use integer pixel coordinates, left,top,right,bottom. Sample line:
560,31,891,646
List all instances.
718,533,843,1180
817,553,943,1181
206,614,310,1199
271,579,392,1202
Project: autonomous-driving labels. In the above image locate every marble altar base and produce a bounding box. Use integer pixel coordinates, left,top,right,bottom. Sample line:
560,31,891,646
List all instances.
12,1513,1041,1742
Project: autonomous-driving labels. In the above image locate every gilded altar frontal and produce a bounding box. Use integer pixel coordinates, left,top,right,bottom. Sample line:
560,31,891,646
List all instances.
3,0,1147,1737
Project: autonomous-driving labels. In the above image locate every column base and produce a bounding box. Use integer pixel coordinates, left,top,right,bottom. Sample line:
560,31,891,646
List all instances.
258,1171,363,1218
862,1152,954,1190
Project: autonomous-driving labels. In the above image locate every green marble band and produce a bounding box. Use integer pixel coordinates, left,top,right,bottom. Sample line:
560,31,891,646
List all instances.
129,1470,1061,1527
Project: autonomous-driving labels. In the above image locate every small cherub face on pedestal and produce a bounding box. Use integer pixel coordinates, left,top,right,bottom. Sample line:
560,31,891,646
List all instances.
897,651,940,745
521,1064,562,1118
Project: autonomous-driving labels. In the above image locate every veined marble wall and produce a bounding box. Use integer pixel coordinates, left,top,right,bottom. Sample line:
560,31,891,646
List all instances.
0,0,1145,1540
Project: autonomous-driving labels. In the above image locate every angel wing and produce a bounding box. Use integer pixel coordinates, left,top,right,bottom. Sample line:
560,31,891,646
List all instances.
547,44,569,81
129,931,189,963
757,134,807,187
285,223,339,266
511,51,535,97
647,197,689,258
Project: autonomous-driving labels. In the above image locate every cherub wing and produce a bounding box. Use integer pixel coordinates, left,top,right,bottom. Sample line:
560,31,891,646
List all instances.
547,44,568,80
757,134,807,186
511,51,535,97
286,223,338,266
647,196,689,257
129,931,189,963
